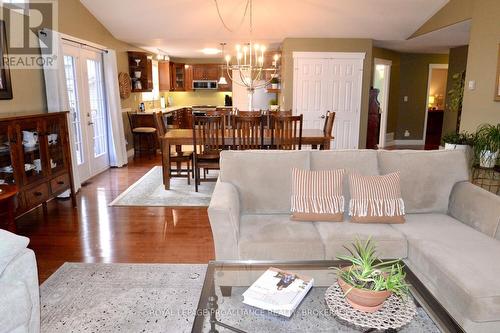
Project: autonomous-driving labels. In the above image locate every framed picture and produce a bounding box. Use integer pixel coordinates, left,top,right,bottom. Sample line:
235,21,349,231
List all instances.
496,44,500,101
0,20,13,100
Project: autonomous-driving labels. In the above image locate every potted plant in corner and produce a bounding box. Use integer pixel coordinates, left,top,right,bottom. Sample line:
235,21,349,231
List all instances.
269,98,279,111
442,131,475,151
333,239,409,313
474,123,500,168
270,77,280,89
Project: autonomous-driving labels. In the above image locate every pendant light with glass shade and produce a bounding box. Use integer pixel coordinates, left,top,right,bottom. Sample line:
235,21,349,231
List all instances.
217,43,228,85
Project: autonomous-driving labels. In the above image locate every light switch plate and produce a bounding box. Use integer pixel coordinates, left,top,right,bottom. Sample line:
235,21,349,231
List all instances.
468,80,476,90
403,96,408,102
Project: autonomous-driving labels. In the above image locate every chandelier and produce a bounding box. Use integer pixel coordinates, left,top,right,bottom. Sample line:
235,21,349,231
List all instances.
214,0,280,110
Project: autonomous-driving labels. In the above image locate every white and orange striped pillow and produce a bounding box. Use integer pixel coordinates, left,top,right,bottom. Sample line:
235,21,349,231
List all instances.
348,172,405,223
290,168,345,222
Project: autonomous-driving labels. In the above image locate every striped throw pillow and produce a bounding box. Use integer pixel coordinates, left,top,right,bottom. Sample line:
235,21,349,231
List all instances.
290,168,345,222
348,172,405,223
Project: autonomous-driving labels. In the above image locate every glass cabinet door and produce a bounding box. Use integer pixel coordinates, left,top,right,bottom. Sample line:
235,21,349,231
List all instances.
0,122,15,185
18,120,45,184
46,117,66,175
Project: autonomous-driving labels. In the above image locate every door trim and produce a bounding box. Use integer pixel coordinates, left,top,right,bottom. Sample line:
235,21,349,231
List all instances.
374,58,392,148
423,63,448,143
292,52,366,60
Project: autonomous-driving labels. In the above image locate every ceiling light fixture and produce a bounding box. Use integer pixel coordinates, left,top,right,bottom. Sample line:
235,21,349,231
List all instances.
218,43,228,85
215,0,280,110
201,48,221,55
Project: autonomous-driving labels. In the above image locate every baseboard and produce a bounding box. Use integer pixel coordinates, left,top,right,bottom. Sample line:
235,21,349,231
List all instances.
393,139,425,145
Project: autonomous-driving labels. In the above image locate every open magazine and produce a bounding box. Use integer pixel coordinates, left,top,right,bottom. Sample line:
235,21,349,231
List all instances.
242,267,314,317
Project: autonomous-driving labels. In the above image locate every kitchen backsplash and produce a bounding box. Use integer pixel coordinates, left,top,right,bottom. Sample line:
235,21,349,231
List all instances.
136,91,232,109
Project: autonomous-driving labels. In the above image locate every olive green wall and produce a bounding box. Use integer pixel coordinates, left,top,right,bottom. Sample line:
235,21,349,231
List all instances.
372,47,401,135
281,38,373,148
397,53,449,140
460,0,500,132
442,45,468,136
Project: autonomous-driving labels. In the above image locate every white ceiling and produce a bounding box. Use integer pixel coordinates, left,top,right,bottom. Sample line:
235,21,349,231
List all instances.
80,0,453,57
375,20,471,54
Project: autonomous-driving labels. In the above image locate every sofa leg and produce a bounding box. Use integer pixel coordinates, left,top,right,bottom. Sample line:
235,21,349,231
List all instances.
220,286,232,297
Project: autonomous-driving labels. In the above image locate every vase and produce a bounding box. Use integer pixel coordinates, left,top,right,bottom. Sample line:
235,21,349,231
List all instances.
338,268,392,313
479,150,499,168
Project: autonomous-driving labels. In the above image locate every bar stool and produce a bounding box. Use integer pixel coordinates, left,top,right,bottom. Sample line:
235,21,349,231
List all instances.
128,112,157,158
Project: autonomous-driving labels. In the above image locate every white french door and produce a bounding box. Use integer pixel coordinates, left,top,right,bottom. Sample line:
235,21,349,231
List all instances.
293,52,364,149
63,42,109,181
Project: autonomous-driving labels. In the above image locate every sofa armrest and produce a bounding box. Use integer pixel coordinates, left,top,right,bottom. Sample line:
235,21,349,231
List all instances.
449,181,500,239
208,180,240,260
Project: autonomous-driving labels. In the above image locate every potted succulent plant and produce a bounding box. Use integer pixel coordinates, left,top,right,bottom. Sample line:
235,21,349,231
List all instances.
474,123,500,168
333,239,409,313
442,131,475,151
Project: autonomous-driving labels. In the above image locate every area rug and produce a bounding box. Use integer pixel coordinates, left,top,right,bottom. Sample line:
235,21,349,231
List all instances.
108,166,216,207
40,263,207,333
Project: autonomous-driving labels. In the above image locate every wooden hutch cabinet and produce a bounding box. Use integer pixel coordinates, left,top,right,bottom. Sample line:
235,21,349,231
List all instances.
128,51,153,92
0,112,76,217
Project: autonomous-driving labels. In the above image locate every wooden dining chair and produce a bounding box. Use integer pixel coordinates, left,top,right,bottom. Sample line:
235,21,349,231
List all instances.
272,114,303,150
192,115,225,192
232,115,264,150
153,112,193,184
206,109,232,129
311,111,336,150
127,112,157,158
237,110,262,117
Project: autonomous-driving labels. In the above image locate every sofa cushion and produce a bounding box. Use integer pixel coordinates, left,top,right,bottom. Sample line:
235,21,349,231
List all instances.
392,214,500,323
220,151,310,214
239,214,324,260
0,280,31,333
310,150,379,215
315,222,407,259
378,150,469,213
0,229,30,275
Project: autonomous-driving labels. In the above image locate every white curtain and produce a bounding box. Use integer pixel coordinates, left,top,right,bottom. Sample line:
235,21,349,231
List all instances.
103,50,128,167
39,29,82,193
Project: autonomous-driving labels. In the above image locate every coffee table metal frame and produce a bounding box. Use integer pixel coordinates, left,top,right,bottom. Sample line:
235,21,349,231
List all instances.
191,260,464,333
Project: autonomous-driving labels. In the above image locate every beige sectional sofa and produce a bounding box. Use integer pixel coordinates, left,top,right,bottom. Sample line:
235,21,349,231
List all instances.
208,149,500,332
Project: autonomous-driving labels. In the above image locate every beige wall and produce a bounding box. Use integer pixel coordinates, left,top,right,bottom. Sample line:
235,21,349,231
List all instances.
460,0,500,132
281,38,373,148
397,53,449,140
411,0,473,38
443,45,468,135
372,47,401,134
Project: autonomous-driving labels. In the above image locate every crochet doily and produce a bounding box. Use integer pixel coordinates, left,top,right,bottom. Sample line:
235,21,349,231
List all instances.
324,283,417,330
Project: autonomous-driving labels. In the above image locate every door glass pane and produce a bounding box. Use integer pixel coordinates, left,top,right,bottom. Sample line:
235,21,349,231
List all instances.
64,55,84,165
86,59,107,158
20,120,44,184
46,118,65,174
0,123,15,185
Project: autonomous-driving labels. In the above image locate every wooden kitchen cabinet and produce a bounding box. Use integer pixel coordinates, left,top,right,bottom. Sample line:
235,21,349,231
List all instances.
172,108,193,129
170,62,188,91
192,64,219,81
158,60,170,91
185,65,193,91
128,51,153,92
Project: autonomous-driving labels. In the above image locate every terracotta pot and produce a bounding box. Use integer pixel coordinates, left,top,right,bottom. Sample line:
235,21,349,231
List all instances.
338,268,392,313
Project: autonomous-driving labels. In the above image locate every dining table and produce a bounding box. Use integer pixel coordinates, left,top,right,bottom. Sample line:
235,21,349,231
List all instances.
161,129,331,190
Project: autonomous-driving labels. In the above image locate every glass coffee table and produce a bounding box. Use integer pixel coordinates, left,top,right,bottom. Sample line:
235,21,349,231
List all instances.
191,260,464,333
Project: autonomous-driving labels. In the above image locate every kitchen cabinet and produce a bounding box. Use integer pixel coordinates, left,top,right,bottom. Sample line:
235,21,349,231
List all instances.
185,65,193,92
170,62,187,91
128,51,153,92
158,60,170,91
172,108,193,129
192,64,219,81
0,112,76,218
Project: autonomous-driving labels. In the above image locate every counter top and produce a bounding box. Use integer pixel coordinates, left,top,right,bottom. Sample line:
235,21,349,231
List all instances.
139,106,231,114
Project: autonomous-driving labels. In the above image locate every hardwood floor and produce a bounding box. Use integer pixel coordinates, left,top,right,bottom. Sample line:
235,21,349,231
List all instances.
15,155,215,283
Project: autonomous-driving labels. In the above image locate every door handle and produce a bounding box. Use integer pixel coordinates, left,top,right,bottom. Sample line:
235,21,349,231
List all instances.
88,121,94,126
320,115,326,119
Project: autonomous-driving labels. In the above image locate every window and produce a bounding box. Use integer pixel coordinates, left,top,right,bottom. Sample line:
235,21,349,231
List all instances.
141,60,159,101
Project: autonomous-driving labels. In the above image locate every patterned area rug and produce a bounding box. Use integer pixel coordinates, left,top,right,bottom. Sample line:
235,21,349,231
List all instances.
40,263,207,333
108,166,216,207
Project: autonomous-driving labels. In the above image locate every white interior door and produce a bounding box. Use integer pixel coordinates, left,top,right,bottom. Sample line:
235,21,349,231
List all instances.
63,42,109,182
293,52,364,149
